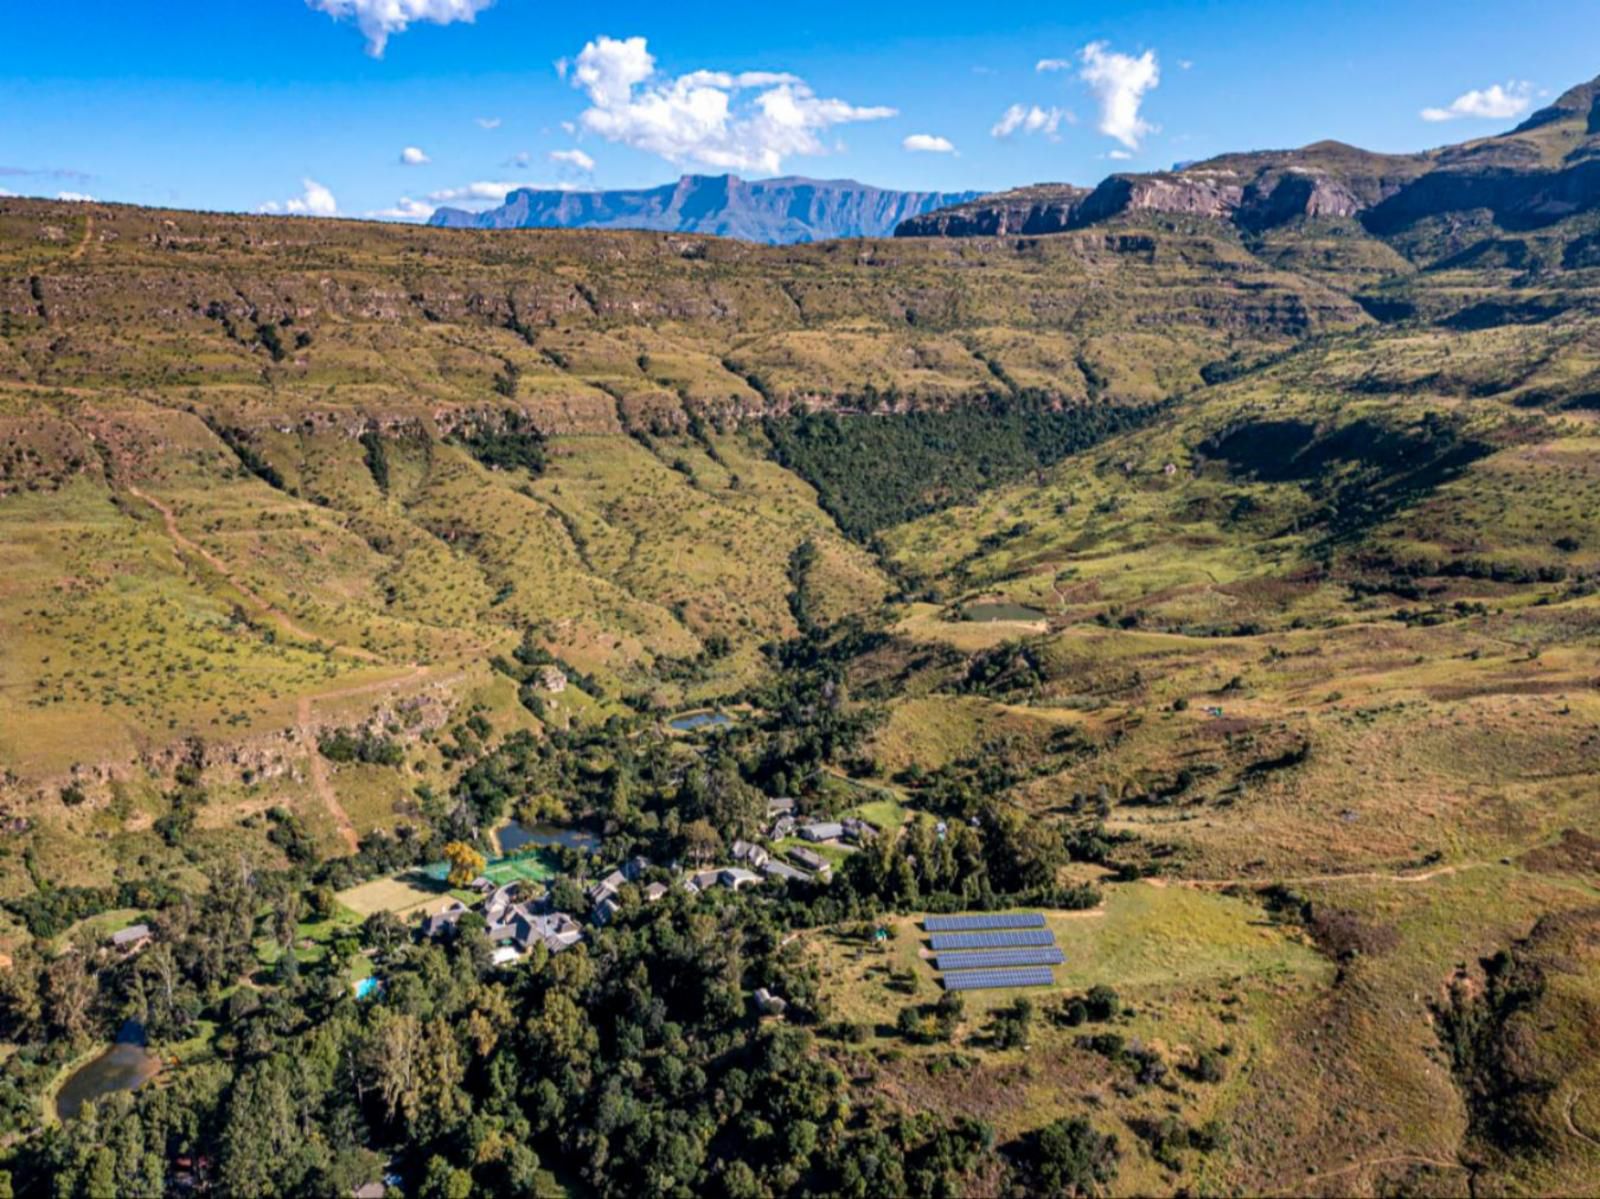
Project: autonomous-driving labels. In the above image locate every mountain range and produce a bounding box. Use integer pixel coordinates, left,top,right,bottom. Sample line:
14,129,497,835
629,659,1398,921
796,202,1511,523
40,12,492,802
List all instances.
428,76,1600,248
428,173,984,243
898,74,1600,240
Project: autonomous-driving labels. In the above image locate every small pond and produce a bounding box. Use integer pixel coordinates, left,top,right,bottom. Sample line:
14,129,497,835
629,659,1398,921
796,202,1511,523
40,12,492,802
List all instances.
669,711,734,732
353,977,382,1001
962,602,1047,623
496,821,602,856
56,1020,160,1122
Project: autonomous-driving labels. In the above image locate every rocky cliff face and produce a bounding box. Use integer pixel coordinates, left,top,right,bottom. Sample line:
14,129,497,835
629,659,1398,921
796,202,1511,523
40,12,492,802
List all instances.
430,174,985,244
892,185,1088,237
897,74,1600,258
1072,171,1245,225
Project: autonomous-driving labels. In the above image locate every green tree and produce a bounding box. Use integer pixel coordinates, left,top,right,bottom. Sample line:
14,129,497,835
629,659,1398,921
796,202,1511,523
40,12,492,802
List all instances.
1030,1117,1119,1197
420,1155,473,1199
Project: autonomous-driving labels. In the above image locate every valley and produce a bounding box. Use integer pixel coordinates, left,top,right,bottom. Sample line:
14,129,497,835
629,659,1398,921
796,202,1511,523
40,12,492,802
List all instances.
2,73,1600,1198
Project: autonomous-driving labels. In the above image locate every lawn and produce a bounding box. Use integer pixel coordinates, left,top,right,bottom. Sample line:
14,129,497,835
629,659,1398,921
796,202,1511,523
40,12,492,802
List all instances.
772,837,855,871
337,872,452,918
808,882,1329,1027
845,796,907,832
52,907,146,952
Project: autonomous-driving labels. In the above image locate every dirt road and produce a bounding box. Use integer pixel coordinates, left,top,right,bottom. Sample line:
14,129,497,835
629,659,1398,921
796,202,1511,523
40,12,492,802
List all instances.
296,665,434,854
1180,862,1487,890
129,483,380,662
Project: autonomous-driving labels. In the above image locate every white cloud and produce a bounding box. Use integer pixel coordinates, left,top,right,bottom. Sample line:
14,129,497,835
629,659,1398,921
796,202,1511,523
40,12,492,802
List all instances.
475,116,502,129
0,188,14,197
567,35,896,174
259,178,338,217
1062,41,1160,149
57,191,96,202
367,196,437,220
400,146,430,165
903,133,956,154
1420,81,1533,122
549,148,596,171
425,180,573,206
990,104,1070,140
1107,150,1133,160
307,0,494,57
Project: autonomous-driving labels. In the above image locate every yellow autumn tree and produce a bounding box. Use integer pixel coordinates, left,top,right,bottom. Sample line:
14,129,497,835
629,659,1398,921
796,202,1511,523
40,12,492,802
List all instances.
443,841,486,887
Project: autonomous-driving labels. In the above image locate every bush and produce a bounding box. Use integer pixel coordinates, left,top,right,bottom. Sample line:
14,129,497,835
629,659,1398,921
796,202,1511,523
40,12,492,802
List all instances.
1026,1117,1120,1196
1084,984,1121,1021
1079,1031,1126,1060
318,728,405,767
1193,1050,1226,1083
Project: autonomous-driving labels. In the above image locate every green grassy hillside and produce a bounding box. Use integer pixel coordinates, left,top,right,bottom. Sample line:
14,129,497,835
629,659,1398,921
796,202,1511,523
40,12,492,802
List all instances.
1,190,1598,1195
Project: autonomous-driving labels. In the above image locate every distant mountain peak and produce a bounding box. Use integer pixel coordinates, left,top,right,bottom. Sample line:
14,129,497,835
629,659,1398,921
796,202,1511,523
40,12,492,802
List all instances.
1513,74,1600,133
429,174,986,244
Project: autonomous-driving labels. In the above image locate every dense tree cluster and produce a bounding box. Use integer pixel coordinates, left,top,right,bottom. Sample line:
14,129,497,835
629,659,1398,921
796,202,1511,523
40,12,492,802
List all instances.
9,878,1014,1198
318,728,406,768
0,526,1139,1198
766,398,1161,540
451,412,548,477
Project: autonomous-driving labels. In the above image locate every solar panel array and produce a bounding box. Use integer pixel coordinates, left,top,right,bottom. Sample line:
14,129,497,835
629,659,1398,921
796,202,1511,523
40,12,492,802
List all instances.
942,967,1056,992
935,947,1065,971
920,912,1063,992
924,912,1046,933
929,929,1056,951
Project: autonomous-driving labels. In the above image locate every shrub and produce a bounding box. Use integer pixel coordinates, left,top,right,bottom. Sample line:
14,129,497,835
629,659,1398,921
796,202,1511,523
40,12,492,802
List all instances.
1084,984,1121,1021
1026,1117,1120,1196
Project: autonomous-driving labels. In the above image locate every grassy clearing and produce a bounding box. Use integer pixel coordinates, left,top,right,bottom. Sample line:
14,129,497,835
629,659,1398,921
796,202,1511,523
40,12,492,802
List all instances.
336,872,452,918
806,882,1332,1194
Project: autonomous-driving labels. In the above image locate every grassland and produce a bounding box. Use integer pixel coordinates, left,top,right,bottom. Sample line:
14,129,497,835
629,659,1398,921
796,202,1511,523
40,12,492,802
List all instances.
2,191,1598,1194
806,883,1333,1195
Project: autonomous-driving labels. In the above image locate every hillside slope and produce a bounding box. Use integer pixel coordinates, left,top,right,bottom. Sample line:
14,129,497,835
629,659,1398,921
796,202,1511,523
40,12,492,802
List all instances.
899,73,1600,270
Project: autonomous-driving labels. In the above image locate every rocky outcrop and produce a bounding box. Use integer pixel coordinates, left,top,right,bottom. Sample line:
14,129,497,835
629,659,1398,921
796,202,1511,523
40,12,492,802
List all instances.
1365,159,1600,235
893,185,1088,237
1072,171,1245,225
430,174,986,244
896,74,1600,252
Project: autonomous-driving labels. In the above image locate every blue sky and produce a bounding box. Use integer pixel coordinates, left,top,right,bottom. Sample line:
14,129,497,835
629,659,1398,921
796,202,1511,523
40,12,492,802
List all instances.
2,1,1597,221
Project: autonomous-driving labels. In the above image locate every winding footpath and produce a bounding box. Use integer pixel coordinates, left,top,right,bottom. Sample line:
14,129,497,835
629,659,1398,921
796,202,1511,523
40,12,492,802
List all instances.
1297,1153,1468,1189
1566,1090,1600,1151
129,484,380,662
128,482,439,853
68,211,94,261
295,666,432,854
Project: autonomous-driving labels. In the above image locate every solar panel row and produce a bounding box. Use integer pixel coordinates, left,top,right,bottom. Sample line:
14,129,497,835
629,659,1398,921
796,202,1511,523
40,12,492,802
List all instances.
935,947,1065,971
942,967,1056,991
924,912,1046,933
928,929,1056,951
